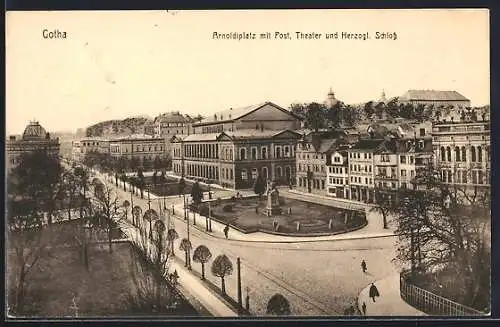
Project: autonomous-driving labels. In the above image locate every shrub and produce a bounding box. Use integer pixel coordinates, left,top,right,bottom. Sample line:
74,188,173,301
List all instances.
223,204,233,212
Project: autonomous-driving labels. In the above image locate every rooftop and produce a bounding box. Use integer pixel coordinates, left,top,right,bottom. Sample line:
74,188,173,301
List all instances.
400,90,470,102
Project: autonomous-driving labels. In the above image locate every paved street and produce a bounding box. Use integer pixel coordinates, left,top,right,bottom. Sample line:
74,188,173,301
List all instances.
100,172,403,316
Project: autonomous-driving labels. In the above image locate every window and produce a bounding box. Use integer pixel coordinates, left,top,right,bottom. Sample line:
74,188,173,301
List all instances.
455,147,461,162
471,146,476,162
401,169,407,177
261,147,268,159
419,128,426,137
251,147,258,160
410,170,414,177
461,147,466,162
262,167,268,178
364,153,367,159
478,171,484,184
446,147,451,161
409,156,414,164
275,146,282,158
381,154,390,162
251,168,258,180
277,166,282,177
418,140,424,149
284,146,291,157
400,156,406,164
240,148,247,160
286,166,292,178
230,169,233,179
440,147,445,162
321,180,325,189
241,169,248,180
478,146,483,162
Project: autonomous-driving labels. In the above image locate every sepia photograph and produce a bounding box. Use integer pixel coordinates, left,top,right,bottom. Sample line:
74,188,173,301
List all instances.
5,9,491,318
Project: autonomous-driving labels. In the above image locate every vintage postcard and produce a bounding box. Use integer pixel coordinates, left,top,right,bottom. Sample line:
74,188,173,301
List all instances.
5,9,490,318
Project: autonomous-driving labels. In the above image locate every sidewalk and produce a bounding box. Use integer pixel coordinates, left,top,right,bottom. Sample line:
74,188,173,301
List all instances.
117,220,238,317
357,274,426,316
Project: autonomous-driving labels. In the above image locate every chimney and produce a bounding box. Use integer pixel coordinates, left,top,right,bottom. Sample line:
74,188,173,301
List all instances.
9,135,16,140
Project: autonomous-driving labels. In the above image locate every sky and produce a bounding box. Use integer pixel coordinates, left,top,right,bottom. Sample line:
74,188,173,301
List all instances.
6,9,490,135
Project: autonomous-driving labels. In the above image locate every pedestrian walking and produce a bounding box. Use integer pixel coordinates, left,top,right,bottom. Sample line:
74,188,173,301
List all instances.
369,283,380,302
361,301,366,315
361,259,367,273
224,224,229,239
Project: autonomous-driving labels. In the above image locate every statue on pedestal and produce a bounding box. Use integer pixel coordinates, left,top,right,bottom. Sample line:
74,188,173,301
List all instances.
266,181,282,216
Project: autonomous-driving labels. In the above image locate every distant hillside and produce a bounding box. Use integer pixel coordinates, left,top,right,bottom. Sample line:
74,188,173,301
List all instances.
86,117,150,137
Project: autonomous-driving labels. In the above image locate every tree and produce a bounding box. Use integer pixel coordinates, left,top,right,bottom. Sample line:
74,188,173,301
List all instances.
342,104,360,127
10,151,64,225
143,209,159,240
193,245,212,280
179,238,193,268
61,168,79,220
92,179,122,253
152,171,158,187
289,103,306,119
167,229,179,256
363,101,375,118
372,186,397,229
130,157,140,172
123,200,131,222
7,197,56,315
127,217,177,313
137,169,145,199
132,205,142,228
178,178,186,196
393,169,491,310
253,174,266,199
191,181,204,205
266,293,291,315
304,102,327,132
211,254,233,294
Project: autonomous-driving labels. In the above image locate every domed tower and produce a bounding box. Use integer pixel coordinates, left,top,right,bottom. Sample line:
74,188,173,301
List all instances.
325,87,339,108
22,120,47,140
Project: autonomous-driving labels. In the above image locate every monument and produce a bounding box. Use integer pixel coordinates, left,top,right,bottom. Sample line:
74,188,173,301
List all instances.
266,180,282,216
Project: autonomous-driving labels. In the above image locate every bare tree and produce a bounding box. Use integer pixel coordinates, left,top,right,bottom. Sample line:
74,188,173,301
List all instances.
6,198,58,315
127,218,177,313
91,179,123,253
393,168,491,310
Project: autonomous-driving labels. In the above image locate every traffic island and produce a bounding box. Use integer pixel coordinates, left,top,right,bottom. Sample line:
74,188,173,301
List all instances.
190,197,367,236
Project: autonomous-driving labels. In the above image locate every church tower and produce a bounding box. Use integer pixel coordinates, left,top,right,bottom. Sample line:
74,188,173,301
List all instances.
325,87,339,108
379,89,387,103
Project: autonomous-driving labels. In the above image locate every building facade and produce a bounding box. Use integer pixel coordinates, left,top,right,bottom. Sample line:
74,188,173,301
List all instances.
326,149,349,198
432,118,490,191
71,137,111,162
172,130,299,189
6,121,60,172
347,139,381,203
295,131,343,195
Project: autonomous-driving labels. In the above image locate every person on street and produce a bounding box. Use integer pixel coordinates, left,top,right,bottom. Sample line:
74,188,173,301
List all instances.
224,224,229,239
361,259,367,273
361,301,367,315
369,283,380,302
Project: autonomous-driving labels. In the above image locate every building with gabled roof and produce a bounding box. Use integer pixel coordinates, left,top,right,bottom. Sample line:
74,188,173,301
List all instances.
399,89,471,108
171,129,300,189
192,101,302,134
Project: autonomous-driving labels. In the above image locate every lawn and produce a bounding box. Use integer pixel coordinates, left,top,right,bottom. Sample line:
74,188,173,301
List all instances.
7,221,200,317
129,176,210,197
193,197,366,235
